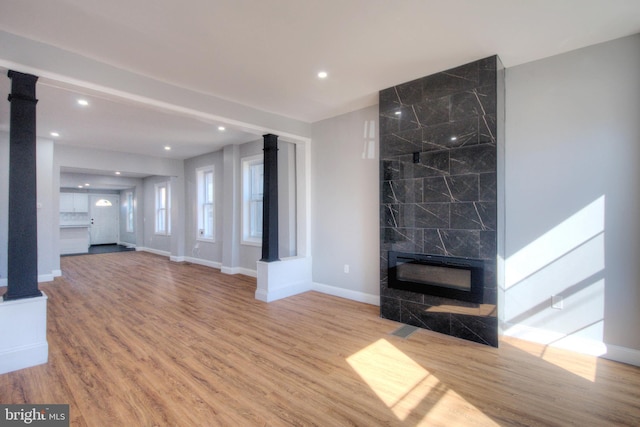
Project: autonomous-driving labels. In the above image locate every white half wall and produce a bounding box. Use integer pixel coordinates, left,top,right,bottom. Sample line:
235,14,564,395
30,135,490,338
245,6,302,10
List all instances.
0,294,48,374
256,257,312,302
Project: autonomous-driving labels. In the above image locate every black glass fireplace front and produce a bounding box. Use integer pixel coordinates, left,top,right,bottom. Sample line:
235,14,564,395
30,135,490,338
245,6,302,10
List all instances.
388,251,484,303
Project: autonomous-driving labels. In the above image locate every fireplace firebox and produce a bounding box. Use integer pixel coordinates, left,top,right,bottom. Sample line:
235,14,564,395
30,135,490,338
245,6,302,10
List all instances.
388,251,484,304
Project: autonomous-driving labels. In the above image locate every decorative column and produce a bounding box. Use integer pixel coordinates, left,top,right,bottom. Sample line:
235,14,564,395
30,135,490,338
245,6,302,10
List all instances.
4,70,41,301
261,133,279,262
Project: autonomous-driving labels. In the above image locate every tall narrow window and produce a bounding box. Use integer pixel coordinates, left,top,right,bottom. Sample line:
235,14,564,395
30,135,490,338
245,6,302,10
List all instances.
197,166,215,241
155,182,171,235
242,155,263,245
126,191,134,233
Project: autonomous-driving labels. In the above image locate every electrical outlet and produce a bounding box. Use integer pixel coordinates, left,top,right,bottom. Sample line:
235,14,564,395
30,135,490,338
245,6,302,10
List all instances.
344,264,350,274
551,295,563,309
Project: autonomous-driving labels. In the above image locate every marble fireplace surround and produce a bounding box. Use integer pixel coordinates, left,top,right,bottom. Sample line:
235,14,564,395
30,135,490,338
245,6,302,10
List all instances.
379,56,503,347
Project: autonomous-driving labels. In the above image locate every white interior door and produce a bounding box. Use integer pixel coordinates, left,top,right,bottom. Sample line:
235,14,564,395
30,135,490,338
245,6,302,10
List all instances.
90,195,120,245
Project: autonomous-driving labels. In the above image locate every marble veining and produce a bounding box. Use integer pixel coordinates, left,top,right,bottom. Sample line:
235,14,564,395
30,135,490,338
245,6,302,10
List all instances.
380,56,502,347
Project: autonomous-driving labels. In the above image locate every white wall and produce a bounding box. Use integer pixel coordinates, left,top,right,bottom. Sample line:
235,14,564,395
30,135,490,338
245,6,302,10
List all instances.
184,150,224,264
503,34,640,362
310,105,380,303
142,175,173,254
119,187,140,246
36,138,57,279
0,134,59,283
238,140,263,271
0,133,8,283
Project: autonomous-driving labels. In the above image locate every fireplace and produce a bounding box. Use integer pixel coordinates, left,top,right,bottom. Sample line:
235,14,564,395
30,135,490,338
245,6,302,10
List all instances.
388,251,484,303
379,55,503,347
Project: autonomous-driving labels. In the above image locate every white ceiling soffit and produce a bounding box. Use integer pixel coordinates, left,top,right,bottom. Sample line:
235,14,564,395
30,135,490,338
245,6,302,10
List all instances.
0,67,261,159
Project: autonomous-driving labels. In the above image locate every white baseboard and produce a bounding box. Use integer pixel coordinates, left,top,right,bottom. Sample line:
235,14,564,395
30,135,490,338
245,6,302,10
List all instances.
221,266,257,277
169,256,185,262
0,342,49,375
502,322,640,367
601,344,640,367
37,274,53,283
137,247,171,257
312,282,380,306
0,270,62,288
183,256,222,270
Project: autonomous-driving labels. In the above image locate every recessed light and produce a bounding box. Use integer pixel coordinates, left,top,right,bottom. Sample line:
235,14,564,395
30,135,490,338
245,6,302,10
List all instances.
115,171,121,175
77,185,83,188
77,99,89,106
50,131,60,137
84,183,90,186
218,126,226,131
164,146,171,151
317,71,328,79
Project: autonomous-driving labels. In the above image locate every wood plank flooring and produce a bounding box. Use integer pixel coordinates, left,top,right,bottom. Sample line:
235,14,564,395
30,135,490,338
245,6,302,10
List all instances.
1,251,639,426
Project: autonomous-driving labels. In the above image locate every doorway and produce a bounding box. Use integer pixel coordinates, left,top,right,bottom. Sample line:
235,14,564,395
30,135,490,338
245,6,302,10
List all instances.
89,195,120,245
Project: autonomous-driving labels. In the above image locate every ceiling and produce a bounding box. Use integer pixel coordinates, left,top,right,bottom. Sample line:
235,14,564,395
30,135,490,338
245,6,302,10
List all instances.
0,0,639,165
0,70,261,160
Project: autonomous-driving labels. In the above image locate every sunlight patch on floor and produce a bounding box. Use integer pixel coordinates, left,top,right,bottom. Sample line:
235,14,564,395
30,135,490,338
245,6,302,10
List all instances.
502,336,599,382
347,339,499,425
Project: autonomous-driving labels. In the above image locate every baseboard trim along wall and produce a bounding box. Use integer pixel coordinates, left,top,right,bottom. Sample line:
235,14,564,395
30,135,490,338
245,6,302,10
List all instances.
137,247,171,257
221,266,257,278
183,256,222,270
312,282,380,306
1,270,61,287
37,271,61,283
502,322,640,367
601,344,640,367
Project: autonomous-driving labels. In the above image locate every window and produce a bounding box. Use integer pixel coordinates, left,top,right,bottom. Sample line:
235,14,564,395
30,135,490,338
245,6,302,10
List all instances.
197,166,215,241
126,191,134,233
155,182,171,235
242,155,263,245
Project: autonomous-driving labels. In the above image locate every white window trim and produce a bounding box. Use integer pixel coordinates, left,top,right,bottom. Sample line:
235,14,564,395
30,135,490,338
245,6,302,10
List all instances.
241,154,263,246
125,191,134,233
154,181,171,236
196,165,215,242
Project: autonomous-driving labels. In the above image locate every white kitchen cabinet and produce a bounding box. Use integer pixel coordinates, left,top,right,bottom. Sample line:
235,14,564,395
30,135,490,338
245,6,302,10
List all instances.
60,193,88,213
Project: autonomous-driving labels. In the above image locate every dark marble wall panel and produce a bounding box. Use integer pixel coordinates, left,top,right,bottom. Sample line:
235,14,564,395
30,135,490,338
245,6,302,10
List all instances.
380,56,501,347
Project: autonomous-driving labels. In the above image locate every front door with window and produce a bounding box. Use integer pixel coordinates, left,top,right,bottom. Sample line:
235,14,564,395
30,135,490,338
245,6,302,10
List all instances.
90,195,119,245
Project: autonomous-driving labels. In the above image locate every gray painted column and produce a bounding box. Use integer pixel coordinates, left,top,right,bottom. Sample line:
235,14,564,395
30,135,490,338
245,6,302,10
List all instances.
4,70,41,301
261,134,279,262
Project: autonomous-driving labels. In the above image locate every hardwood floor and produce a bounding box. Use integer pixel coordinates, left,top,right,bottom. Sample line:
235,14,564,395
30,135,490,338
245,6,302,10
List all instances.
2,252,639,426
